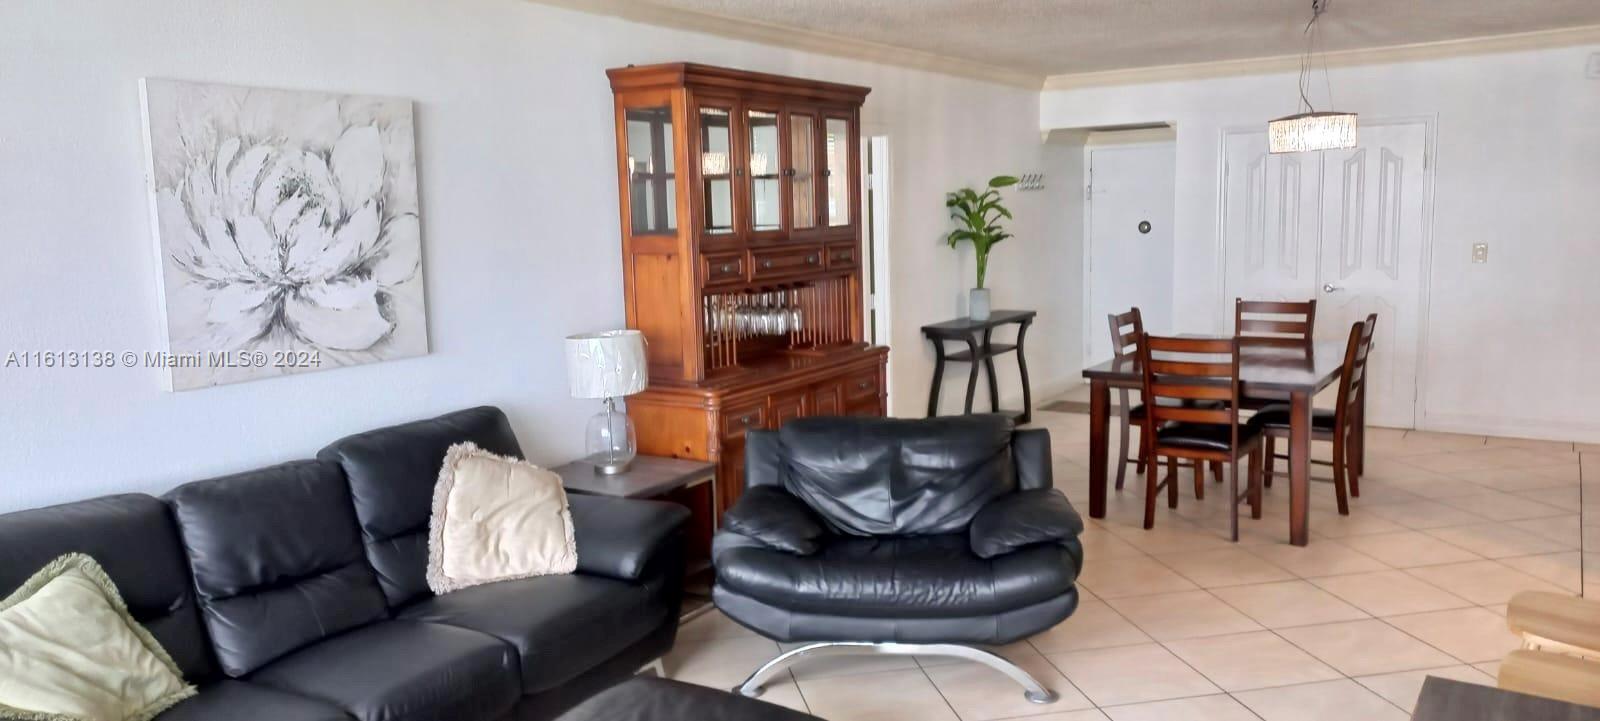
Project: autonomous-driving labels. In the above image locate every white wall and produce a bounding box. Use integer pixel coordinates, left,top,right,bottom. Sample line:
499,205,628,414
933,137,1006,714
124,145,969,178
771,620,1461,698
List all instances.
0,0,1069,511
1041,44,1600,442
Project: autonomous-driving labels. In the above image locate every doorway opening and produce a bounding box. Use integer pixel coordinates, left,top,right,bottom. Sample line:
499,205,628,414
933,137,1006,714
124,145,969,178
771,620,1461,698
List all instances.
863,133,892,403
1083,126,1179,369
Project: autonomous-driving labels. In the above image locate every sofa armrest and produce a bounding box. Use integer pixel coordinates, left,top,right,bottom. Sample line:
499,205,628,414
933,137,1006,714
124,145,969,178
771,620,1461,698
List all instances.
719,486,825,556
969,489,1084,559
569,494,690,581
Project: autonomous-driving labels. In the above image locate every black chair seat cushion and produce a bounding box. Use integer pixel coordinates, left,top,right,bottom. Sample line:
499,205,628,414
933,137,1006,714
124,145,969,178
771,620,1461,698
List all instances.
248,621,519,721
555,677,822,721
715,533,1079,618
1250,404,1338,432
398,574,667,695
156,681,350,721
1155,422,1264,452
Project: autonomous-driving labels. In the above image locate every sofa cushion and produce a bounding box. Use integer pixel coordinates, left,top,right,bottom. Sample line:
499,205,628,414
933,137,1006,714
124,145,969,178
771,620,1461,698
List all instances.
157,681,350,721
318,407,523,608
248,621,519,721
398,573,667,694
166,460,388,677
715,533,1078,618
0,494,216,681
779,415,1016,536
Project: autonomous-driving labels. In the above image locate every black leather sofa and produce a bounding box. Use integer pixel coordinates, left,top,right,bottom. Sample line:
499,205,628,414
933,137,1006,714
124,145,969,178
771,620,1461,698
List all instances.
0,406,688,721
712,415,1084,703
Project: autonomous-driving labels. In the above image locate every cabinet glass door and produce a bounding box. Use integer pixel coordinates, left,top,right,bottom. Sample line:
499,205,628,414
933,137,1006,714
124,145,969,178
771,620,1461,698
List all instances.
824,116,852,228
697,106,735,237
746,110,782,233
624,106,675,234
789,113,818,231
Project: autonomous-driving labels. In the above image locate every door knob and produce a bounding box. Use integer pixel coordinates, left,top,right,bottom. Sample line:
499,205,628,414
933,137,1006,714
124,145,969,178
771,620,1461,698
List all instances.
1322,283,1342,293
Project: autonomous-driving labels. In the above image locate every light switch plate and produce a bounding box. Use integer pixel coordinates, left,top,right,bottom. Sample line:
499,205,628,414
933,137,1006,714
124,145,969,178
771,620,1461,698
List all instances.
1472,243,1489,264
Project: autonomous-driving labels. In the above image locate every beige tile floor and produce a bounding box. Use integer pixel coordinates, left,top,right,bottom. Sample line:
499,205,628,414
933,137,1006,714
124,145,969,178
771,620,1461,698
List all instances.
664,408,1592,720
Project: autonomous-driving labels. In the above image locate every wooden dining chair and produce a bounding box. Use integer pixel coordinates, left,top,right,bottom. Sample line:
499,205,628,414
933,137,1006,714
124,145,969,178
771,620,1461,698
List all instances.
1109,309,1219,498
1136,334,1264,540
1235,298,1317,348
1234,298,1317,410
1257,314,1376,515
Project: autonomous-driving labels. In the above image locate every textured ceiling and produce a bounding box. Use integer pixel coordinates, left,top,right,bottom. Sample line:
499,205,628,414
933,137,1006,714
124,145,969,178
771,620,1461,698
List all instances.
640,0,1600,76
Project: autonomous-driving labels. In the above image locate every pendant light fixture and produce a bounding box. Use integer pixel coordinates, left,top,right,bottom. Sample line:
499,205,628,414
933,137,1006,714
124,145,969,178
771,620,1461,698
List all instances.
1268,0,1357,153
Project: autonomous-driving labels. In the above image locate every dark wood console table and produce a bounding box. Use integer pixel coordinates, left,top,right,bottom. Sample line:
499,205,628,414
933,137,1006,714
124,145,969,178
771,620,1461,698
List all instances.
921,310,1036,424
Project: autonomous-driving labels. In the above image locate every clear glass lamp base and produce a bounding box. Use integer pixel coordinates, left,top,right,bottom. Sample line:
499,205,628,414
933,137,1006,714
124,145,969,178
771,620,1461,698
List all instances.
585,398,637,475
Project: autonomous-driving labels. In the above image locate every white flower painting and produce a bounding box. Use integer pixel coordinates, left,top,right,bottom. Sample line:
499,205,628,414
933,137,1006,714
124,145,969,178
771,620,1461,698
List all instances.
139,78,427,390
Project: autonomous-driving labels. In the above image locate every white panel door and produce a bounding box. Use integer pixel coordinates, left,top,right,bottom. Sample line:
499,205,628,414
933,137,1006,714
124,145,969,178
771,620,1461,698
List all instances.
1222,121,1431,428
1222,131,1321,306
1086,142,1176,366
1317,121,1429,427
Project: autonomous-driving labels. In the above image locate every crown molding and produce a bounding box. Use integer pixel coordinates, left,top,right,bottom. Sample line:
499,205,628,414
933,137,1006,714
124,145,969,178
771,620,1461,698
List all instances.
527,0,1047,89
1043,24,1600,91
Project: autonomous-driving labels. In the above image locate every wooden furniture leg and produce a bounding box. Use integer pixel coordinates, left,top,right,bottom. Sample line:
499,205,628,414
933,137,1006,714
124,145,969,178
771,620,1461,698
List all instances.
1015,318,1034,424
1166,457,1179,509
1289,390,1312,546
1249,446,1263,519
1332,430,1350,515
1262,436,1275,488
927,341,945,417
962,337,980,414
1115,389,1131,491
1228,456,1240,541
1143,447,1158,529
981,328,1000,413
1349,390,1365,496
1089,379,1109,519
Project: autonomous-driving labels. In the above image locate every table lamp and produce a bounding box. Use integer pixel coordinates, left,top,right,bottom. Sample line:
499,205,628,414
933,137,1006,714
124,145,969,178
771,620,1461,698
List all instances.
564,330,648,474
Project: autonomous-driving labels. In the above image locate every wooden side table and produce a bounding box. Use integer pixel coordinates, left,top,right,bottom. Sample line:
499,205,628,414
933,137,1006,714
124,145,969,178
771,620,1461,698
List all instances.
551,455,717,577
922,309,1037,424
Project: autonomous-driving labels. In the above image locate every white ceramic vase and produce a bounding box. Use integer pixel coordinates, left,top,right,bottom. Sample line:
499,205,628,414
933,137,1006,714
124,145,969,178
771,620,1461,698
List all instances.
969,288,991,321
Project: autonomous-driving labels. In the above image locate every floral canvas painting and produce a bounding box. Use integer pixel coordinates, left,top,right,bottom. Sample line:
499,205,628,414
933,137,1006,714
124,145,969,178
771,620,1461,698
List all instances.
139,78,427,390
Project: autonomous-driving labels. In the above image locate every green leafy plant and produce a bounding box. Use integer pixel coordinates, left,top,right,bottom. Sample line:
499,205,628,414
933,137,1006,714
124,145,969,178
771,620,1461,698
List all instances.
945,175,1018,289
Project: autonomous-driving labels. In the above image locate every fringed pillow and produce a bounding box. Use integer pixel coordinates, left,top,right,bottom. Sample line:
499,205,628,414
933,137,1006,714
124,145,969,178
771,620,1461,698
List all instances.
427,442,577,594
0,553,196,721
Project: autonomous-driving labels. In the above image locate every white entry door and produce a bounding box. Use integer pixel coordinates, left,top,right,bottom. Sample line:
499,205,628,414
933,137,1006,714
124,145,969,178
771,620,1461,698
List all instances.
1223,120,1432,427
1085,141,1176,366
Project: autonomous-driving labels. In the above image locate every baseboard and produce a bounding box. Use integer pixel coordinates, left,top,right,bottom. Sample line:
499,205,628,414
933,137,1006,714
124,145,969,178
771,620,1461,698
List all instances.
1420,410,1600,445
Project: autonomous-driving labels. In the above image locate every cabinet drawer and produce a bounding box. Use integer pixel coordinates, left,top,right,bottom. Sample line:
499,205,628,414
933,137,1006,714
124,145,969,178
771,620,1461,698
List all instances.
701,252,746,288
825,242,857,270
769,389,807,428
750,246,823,280
720,402,767,439
844,370,879,402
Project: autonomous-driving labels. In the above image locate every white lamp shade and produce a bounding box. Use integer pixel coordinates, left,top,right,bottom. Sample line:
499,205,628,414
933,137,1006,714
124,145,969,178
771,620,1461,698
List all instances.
565,330,648,399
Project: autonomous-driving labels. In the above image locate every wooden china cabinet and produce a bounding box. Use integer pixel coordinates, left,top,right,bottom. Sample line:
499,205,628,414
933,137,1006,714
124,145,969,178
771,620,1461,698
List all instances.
607,63,888,520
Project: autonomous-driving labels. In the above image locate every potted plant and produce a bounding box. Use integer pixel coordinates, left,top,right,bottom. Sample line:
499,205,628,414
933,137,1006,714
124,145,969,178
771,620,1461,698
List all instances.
945,175,1017,321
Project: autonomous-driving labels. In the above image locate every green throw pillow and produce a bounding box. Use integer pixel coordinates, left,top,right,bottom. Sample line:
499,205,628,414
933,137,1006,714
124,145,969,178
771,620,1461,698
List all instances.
0,553,196,721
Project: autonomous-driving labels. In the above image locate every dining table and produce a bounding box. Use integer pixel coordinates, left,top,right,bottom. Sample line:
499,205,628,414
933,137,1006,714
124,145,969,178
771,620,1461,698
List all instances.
1079,339,1363,546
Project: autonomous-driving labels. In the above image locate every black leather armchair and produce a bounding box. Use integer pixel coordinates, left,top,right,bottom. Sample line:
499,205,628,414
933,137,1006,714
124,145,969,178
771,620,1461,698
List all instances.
711,415,1084,704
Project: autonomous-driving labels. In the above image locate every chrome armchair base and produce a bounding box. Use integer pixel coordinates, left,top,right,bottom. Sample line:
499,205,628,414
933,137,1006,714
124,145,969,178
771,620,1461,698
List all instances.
733,641,1059,704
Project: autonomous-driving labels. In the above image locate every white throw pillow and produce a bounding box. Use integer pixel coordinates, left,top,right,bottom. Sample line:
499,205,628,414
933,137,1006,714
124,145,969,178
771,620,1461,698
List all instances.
426,442,578,594
0,553,196,721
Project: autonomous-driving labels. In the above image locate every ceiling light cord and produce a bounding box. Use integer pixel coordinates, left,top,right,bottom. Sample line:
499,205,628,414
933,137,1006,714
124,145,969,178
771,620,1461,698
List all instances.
1297,0,1332,114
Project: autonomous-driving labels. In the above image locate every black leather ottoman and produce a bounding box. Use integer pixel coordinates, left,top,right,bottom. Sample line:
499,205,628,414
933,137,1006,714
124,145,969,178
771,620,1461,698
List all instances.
556,678,820,721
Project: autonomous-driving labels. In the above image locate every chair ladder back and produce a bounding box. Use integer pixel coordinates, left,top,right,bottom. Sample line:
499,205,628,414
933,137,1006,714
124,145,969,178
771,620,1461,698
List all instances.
1107,308,1143,360
1338,314,1378,420
1137,334,1241,435
1235,298,1316,348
